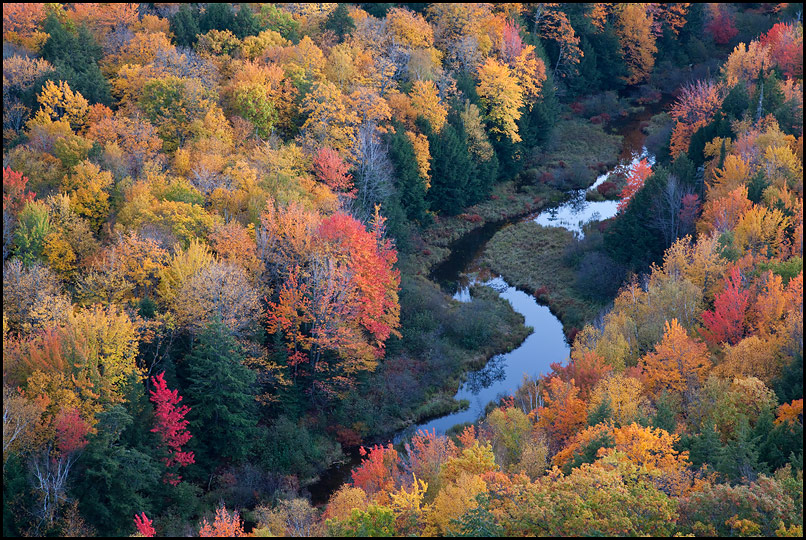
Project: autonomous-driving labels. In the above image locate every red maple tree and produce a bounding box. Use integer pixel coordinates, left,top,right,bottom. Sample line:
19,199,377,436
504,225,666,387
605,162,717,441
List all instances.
149,372,194,485
702,266,750,345
618,158,652,212
134,512,155,537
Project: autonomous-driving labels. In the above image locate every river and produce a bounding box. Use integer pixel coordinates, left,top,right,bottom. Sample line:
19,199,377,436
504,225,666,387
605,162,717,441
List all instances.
309,99,664,504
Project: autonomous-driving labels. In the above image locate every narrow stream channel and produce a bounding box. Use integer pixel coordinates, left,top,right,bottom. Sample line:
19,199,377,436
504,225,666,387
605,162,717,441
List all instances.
309,99,666,504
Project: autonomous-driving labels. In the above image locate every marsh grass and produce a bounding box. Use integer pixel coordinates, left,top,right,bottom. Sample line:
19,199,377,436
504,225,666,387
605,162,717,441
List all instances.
482,222,607,334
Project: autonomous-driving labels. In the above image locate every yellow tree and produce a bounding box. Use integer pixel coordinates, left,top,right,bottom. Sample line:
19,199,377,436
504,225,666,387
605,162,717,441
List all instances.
301,80,360,158
477,58,524,143
639,318,711,397
409,80,447,133
33,80,90,132
614,4,657,85
588,374,649,427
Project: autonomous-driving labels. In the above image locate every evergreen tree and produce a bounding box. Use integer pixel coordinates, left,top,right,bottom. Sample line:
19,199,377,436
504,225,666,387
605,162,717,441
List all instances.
716,418,765,483
686,421,722,471
774,352,803,404
40,15,111,105
587,396,613,426
324,4,356,42
183,320,259,472
422,119,474,215
386,121,428,224
233,4,262,38
71,406,161,537
170,4,200,47
651,392,677,433
199,3,236,34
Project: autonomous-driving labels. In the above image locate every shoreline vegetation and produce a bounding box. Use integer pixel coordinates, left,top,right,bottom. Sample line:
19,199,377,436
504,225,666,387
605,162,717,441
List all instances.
4,3,801,537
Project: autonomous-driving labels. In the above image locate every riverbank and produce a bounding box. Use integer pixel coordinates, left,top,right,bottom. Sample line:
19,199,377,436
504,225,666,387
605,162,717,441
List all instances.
481,223,607,336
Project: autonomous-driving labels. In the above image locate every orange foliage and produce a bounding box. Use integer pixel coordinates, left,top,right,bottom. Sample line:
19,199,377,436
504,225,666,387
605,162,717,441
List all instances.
198,506,246,537
536,377,587,447
775,399,803,427
670,81,724,158
639,318,711,397
618,157,652,212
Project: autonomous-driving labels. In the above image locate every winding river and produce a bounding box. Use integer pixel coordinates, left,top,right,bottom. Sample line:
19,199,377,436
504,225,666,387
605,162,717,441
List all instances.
309,100,664,504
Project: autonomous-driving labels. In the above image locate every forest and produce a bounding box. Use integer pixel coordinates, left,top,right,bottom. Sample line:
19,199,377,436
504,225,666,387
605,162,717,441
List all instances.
2,2,803,537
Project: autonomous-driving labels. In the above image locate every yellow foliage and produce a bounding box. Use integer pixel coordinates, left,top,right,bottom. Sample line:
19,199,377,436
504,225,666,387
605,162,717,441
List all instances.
33,80,90,132
734,205,790,256
425,473,487,536
406,131,431,188
157,239,215,305
477,58,524,142
409,80,447,133
588,374,648,427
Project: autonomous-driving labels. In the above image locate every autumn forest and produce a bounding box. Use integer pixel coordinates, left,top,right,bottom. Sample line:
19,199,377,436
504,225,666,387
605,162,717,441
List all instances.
2,3,804,537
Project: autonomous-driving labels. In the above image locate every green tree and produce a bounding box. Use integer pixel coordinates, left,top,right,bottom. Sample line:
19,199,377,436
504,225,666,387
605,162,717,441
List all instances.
40,14,110,105
170,5,201,47
387,122,428,224
423,119,474,215
324,4,355,42
183,320,259,473
71,406,161,536
233,4,262,39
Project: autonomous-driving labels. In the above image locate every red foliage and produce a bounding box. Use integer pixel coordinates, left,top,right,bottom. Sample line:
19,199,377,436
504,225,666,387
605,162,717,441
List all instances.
150,372,194,485
3,167,35,216
550,351,613,400
318,212,400,347
404,429,458,484
501,20,524,63
706,9,738,45
762,22,803,79
313,147,356,199
702,266,750,345
352,443,401,496
134,512,155,537
597,181,619,198
55,408,89,455
618,158,652,212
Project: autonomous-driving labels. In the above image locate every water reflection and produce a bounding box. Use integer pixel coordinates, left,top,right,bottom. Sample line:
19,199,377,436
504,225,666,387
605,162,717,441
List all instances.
464,354,506,393
397,276,570,440
533,148,655,238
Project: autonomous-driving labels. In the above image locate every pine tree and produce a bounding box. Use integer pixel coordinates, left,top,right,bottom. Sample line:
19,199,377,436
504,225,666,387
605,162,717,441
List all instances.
716,418,765,483
687,421,722,471
183,320,259,472
587,396,613,426
233,4,261,39
424,120,474,215
170,5,200,47
387,122,428,224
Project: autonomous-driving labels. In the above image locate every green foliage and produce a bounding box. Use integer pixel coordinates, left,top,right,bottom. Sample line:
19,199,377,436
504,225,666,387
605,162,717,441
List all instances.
423,118,475,215
233,84,278,138
259,416,341,480
170,5,201,47
72,406,161,536
387,121,428,224
233,4,262,39
40,14,110,105
259,5,299,41
587,397,613,426
199,3,236,35
324,4,356,42
13,201,51,265
327,505,396,537
183,320,259,471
